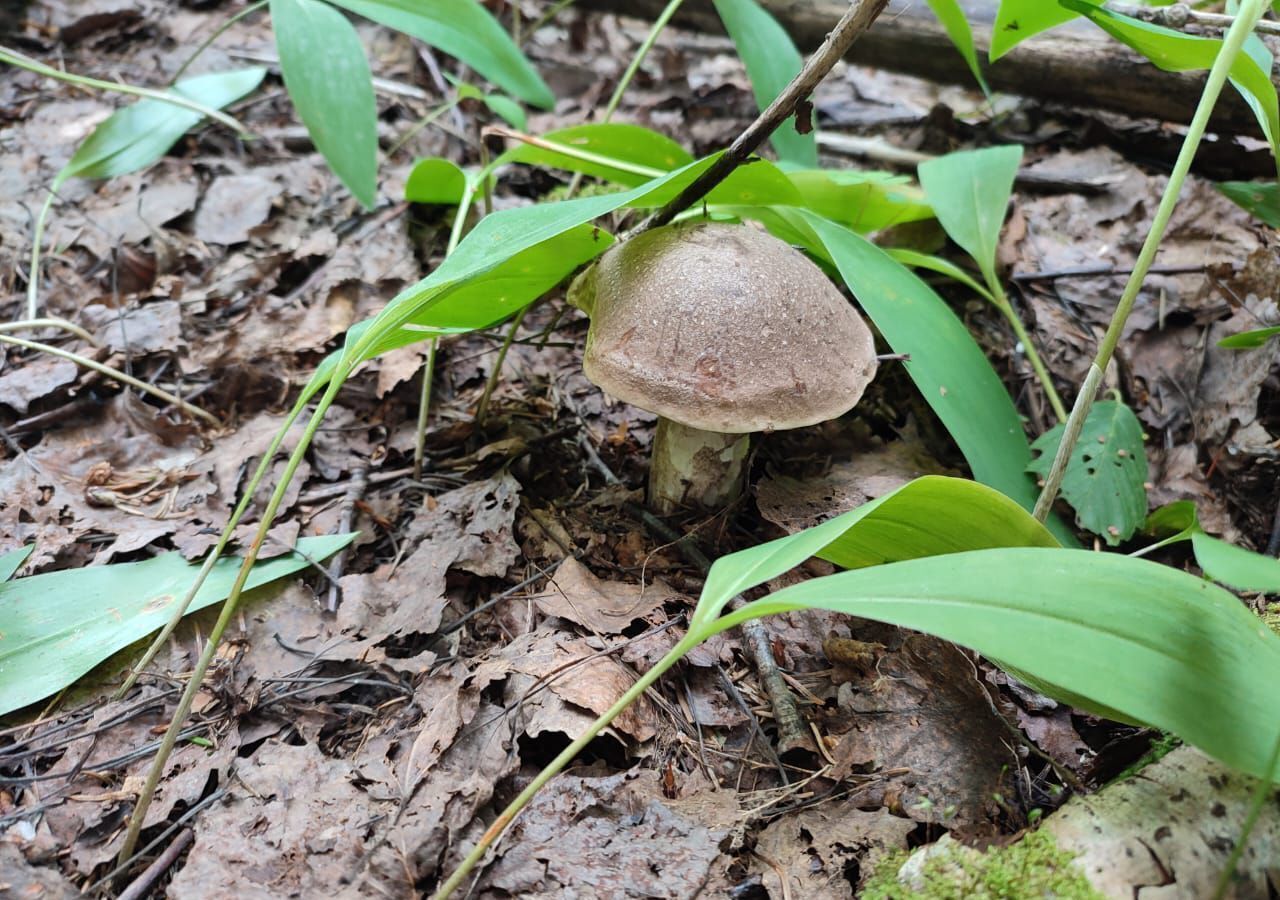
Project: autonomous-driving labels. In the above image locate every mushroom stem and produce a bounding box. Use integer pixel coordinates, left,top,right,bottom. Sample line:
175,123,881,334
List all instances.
649,418,749,514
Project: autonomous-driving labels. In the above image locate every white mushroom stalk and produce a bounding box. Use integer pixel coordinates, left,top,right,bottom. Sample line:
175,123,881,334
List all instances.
570,220,878,514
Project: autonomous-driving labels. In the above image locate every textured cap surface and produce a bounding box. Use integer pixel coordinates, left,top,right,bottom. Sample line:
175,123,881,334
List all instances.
573,221,877,433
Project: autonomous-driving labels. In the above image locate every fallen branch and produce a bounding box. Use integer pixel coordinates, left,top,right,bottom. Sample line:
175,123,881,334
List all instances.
578,0,1275,134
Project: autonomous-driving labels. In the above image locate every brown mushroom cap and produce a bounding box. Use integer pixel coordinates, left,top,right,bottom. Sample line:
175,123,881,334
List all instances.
572,220,878,434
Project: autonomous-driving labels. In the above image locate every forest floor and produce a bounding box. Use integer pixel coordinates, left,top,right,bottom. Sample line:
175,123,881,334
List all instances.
2,1,1279,897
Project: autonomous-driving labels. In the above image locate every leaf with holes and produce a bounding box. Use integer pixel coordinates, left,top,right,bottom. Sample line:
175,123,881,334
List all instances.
1029,400,1148,545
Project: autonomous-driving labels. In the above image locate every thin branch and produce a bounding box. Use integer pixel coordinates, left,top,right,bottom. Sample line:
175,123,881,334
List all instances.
630,0,890,237
1105,2,1280,37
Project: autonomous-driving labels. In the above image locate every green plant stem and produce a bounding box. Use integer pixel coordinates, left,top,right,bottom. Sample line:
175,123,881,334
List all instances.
1211,726,1280,900
115,396,311,698
474,306,528,426
24,189,56,320
171,0,268,82
389,98,460,157
412,337,438,481
523,0,577,41
604,0,682,121
561,0,681,201
486,125,666,179
433,629,703,899
116,375,346,866
0,333,218,425
411,164,491,467
987,281,1068,423
1032,0,1265,522
0,46,249,136
0,316,98,345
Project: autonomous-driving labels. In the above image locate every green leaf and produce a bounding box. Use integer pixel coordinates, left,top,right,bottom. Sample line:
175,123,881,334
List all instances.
0,546,34,583
482,93,526,130
917,145,1022,284
991,0,1100,60
1144,499,1199,541
726,547,1280,780
1192,532,1280,592
328,0,553,108
926,0,991,95
57,68,266,185
343,156,725,369
711,0,817,167
816,475,1059,569
1146,499,1280,592
404,157,468,205
696,475,1057,626
887,247,994,302
1218,325,1280,349
1216,180,1280,228
499,124,693,187
1028,400,1148,545
783,209,1074,544
0,534,355,716
271,0,378,208
1062,1,1280,161
786,170,934,233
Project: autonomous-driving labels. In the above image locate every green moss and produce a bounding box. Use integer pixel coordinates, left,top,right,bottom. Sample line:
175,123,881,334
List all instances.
859,831,1102,900
542,181,625,202
1113,732,1183,783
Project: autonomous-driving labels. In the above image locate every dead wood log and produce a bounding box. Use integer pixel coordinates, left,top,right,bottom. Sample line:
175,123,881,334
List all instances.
576,0,1273,134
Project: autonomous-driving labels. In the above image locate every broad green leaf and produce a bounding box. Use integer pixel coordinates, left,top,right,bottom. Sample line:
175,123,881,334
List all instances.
1062,1,1280,161
271,0,378,208
355,223,611,360
499,124,693,187
404,157,468,205
0,533,355,716
917,145,1022,284
887,247,994,302
329,0,553,108
1218,325,1280,349
342,156,723,369
1192,532,1280,593
1144,499,1199,542
786,170,934,233
1217,181,1280,228
1146,500,1280,592
784,209,1074,544
696,475,1056,626
726,547,1280,779
711,0,817,167
1029,400,1148,545
57,68,266,185
816,475,1058,568
482,94,526,131
991,0,1100,60
926,0,991,95
0,546,33,583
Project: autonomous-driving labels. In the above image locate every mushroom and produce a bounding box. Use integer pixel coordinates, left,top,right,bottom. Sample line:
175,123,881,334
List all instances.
569,220,878,514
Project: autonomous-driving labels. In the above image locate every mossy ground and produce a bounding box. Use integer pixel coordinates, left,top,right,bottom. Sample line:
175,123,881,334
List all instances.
859,831,1103,900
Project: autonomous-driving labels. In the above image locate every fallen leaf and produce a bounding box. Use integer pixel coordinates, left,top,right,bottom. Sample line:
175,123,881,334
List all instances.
537,557,678,633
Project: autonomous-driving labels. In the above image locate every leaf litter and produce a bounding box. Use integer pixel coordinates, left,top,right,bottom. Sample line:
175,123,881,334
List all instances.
1,0,1279,897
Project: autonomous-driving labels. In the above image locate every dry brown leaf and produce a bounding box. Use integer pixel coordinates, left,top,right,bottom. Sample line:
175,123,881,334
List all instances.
537,557,679,633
